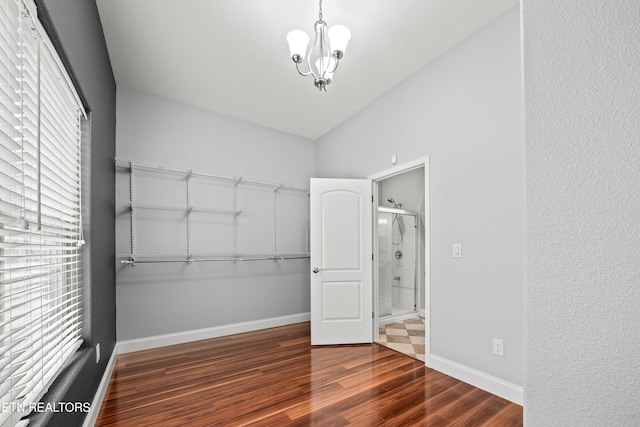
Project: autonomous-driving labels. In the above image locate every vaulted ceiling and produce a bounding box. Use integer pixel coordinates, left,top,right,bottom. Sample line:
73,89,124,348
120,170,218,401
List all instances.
96,0,518,140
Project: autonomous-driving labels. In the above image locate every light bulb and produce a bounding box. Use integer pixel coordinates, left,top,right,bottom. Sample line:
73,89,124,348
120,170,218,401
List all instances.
287,30,310,60
328,25,351,55
315,57,337,81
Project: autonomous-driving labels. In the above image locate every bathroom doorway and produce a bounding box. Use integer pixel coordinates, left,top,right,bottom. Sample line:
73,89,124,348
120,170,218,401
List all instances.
369,157,429,363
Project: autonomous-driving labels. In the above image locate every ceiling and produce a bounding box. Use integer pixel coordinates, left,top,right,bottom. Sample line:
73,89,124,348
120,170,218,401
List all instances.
95,0,518,140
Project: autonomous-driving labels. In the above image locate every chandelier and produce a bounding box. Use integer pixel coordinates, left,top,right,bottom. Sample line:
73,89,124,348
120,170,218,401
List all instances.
286,0,351,91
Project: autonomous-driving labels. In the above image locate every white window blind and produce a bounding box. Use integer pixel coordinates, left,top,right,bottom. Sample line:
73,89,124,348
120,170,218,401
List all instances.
0,0,86,425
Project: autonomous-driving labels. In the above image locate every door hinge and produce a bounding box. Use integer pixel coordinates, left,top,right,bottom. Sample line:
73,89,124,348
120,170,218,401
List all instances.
372,312,374,319
372,253,374,261
372,195,374,203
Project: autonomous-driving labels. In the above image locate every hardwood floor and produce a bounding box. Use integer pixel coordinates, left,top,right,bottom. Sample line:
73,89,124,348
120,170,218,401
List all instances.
95,322,522,426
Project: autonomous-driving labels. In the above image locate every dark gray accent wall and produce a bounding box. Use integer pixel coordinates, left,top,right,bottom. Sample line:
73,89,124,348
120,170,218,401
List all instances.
30,1,116,426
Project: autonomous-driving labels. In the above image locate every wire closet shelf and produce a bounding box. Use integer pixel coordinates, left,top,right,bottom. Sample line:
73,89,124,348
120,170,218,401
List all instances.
115,158,310,266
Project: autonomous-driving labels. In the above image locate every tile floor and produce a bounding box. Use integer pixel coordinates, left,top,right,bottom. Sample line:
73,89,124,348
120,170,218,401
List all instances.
377,317,425,361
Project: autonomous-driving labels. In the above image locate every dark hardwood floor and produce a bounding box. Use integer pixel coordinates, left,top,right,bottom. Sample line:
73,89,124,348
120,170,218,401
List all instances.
95,322,522,426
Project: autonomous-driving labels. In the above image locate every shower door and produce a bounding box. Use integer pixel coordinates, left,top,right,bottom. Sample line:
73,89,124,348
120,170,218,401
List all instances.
310,178,373,345
378,208,418,322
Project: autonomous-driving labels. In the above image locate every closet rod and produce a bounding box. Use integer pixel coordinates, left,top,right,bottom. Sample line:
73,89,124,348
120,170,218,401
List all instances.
120,254,310,266
124,201,242,216
115,158,309,193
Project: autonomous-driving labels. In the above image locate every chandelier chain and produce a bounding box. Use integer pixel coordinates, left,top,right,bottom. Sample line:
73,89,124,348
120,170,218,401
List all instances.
318,0,323,21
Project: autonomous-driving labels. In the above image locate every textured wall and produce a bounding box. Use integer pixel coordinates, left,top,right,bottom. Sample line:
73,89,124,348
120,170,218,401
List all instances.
115,86,315,341
317,5,524,386
523,0,640,425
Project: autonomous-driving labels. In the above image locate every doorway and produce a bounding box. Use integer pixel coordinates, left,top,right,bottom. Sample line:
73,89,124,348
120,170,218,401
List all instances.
369,156,430,364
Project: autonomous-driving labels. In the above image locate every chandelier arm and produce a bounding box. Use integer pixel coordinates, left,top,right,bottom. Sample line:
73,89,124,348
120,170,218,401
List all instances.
294,61,314,77
305,25,322,80
318,33,329,79
306,49,315,79
329,55,341,73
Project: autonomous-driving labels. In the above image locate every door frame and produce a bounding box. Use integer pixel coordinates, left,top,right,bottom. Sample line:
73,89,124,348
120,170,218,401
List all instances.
368,156,431,366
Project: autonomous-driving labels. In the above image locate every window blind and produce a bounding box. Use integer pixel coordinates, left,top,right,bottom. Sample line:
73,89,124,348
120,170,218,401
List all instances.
0,0,85,425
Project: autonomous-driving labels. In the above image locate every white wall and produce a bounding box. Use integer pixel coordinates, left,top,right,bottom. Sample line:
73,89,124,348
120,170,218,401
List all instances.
523,1,640,425
317,5,524,386
115,86,315,340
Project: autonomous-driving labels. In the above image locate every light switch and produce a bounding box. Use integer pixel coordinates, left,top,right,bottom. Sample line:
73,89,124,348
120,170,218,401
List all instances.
453,244,462,258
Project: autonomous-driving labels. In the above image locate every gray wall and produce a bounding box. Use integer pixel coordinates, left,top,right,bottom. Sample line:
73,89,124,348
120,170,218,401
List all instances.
32,0,116,426
115,86,315,340
523,0,640,425
316,5,524,386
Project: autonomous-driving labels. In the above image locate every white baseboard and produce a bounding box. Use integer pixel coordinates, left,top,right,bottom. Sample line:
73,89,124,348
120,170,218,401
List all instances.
83,344,119,427
379,311,421,325
118,312,311,354
428,354,523,405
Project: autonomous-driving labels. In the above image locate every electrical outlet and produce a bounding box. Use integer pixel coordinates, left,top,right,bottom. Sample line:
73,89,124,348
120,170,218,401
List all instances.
492,338,504,357
453,244,462,258
96,343,101,363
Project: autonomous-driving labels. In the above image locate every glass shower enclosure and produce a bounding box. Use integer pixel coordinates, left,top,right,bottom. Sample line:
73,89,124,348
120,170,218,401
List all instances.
377,207,420,325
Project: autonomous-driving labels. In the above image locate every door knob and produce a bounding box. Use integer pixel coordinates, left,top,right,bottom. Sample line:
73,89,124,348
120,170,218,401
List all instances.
313,267,320,273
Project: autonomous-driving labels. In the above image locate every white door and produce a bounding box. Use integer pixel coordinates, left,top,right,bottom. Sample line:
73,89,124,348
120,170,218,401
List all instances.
310,178,372,345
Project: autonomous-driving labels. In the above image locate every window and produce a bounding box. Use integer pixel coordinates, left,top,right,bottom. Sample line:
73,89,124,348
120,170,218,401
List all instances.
0,0,85,425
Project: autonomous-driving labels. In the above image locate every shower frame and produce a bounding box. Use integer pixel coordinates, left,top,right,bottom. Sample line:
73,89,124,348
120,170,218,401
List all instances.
377,206,421,325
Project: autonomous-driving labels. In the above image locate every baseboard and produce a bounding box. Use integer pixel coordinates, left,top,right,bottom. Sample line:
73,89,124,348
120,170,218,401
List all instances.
379,311,421,326
117,312,311,354
83,344,119,427
429,354,523,405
